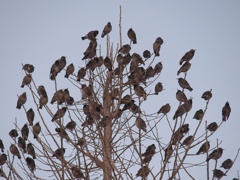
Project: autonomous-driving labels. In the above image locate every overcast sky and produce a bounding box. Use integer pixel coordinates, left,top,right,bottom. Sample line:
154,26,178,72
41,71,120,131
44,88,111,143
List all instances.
1,1,240,179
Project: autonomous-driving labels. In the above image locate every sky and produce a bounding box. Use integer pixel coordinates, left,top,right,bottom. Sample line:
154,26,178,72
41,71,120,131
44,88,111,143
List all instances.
1,1,240,179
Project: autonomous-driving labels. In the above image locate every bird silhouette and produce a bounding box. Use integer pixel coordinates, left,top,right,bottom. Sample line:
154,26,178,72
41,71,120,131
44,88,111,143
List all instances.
179,49,196,65
127,28,137,44
153,37,164,56
222,101,231,121
101,22,112,38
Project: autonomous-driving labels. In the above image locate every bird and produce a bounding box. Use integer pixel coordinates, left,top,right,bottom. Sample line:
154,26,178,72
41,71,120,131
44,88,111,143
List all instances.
53,148,65,159
157,103,171,115
55,128,70,141
132,53,145,65
21,123,29,140
81,84,92,99
164,145,173,162
0,154,7,165
71,167,85,178
22,64,34,73
120,95,131,104
206,122,218,132
212,169,226,179
130,58,139,72
145,66,155,79
57,56,67,72
86,58,98,71
196,141,210,155
122,100,135,111
180,124,190,134
135,117,147,132
201,90,212,101
177,61,191,75
0,139,4,152
221,158,233,169
183,98,193,112
81,30,99,40
65,63,75,78
176,90,187,102
51,107,67,121
143,50,151,59
26,157,36,172
134,85,147,100
33,122,41,139
173,105,186,120
77,68,86,81
122,53,132,65
178,78,193,91
155,82,163,95
206,148,223,162
39,95,48,109
16,92,27,109
101,22,112,38
82,49,96,60
9,129,18,138
63,89,70,102
26,108,35,125
154,62,163,75
104,56,113,71
98,116,111,128
127,28,137,44
50,61,61,80
142,144,156,160
153,37,164,56
181,135,194,147
77,138,85,147
118,44,131,54
95,56,104,67
18,137,26,153
27,143,36,159
37,85,47,97
222,101,231,121
66,96,74,105
136,166,150,178
193,109,204,120
113,109,123,119
21,74,32,88
172,129,184,145
65,120,76,131
51,89,64,104
10,144,21,159
179,49,196,65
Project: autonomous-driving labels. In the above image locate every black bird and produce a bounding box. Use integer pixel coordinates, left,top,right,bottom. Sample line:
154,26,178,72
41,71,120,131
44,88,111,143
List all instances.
127,28,137,44
26,108,35,125
222,101,231,121
21,74,32,88
143,50,151,59
135,117,147,132
26,157,36,172
101,22,112,38
21,123,29,140
9,129,18,138
193,109,204,120
142,144,156,163
136,166,150,178
0,154,7,165
206,148,223,162
18,137,26,153
196,141,210,155
22,64,34,73
10,144,21,159
33,122,41,139
157,103,171,115
177,62,191,75
16,92,27,109
27,143,36,159
81,30,99,40
207,122,218,132
178,78,193,91
118,44,131,54
179,49,196,65
53,148,65,159
201,90,212,101
51,107,67,122
0,139,4,152
221,158,233,169
153,37,164,56
77,68,86,82
71,167,85,178
65,63,75,78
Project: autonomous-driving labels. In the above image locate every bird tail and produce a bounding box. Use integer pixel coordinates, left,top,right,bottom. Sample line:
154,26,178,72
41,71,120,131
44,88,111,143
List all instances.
64,74,69,78
189,87,193,91
179,59,183,65
21,84,24,88
16,105,21,109
177,71,180,76
81,36,86,40
133,40,137,44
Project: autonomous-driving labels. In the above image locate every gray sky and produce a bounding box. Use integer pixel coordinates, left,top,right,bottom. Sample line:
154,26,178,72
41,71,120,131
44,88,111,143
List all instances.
1,1,240,179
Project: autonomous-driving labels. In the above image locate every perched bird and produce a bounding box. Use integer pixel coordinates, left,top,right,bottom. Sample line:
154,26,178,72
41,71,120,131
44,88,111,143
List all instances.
39,95,48,109
222,101,231,121
153,37,164,56
113,109,123,119
193,109,204,120
53,148,65,158
118,44,131,54
178,78,193,91
132,53,144,65
120,95,131,104
145,66,155,79
207,122,218,132
0,154,7,165
181,135,194,147
82,49,96,60
176,90,187,102
71,167,85,178
55,128,70,141
136,166,150,178
130,58,139,72
98,116,111,128
135,117,147,132
172,129,184,145
196,141,210,155
127,28,137,44
122,53,132,65
154,62,163,75
142,144,156,159
221,158,233,169
81,84,92,99
26,108,35,125
10,144,21,159
201,90,212,101
0,139,4,152
37,85,47,97
155,82,163,95
21,74,32,88
65,63,75,78
27,143,36,159
86,58,98,71
16,92,27,109
117,54,124,64
123,100,135,111
81,30,99,40
177,61,191,75
65,120,76,131
143,50,151,59
22,64,34,73
63,89,70,102
21,123,29,140
51,107,67,121
18,137,27,153
180,124,189,134
134,85,147,100
9,129,18,138
213,169,226,179
101,22,112,38
77,68,86,81
104,56,113,71
157,103,171,115
206,148,223,162
51,89,64,104
164,145,173,162
66,96,74,105
96,56,104,67
173,105,186,120
183,98,193,112
179,49,196,65
33,122,41,139
26,157,36,172
57,56,67,72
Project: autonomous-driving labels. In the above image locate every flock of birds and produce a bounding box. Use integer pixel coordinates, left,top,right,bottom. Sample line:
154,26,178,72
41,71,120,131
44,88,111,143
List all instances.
0,22,233,179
